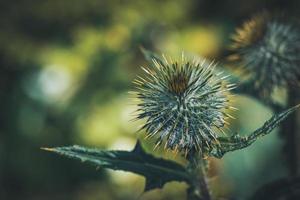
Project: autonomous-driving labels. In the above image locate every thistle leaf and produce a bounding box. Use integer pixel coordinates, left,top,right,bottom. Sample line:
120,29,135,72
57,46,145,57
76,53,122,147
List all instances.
42,141,190,191
209,104,300,158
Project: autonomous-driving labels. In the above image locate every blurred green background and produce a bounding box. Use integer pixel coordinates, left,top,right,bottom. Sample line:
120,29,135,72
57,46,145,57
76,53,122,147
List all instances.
1,0,299,200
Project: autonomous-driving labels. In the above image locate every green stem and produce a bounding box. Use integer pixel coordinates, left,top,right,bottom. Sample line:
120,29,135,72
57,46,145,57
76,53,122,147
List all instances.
186,152,211,200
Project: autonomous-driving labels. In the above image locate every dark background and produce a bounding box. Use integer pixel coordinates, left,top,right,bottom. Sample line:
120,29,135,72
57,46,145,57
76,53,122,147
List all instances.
1,0,300,199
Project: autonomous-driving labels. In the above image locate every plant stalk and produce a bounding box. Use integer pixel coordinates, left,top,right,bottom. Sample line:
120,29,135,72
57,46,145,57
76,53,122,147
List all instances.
187,152,212,200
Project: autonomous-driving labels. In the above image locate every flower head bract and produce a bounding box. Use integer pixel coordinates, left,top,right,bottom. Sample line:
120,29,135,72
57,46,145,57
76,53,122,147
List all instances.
132,55,235,154
229,12,300,95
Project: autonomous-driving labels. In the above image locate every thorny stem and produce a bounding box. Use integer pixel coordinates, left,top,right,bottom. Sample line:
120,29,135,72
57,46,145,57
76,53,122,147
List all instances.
187,152,211,200
236,82,300,175
234,80,300,175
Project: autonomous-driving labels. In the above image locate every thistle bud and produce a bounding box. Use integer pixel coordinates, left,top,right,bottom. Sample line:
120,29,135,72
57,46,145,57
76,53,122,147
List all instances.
132,55,235,154
229,12,300,95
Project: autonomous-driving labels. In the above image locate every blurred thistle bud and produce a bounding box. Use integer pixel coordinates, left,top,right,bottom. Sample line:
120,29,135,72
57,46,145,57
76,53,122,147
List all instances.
229,12,300,95
132,54,235,155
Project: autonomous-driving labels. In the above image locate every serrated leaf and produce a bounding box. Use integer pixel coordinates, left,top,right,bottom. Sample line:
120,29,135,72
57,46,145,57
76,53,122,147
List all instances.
209,104,300,158
42,141,190,191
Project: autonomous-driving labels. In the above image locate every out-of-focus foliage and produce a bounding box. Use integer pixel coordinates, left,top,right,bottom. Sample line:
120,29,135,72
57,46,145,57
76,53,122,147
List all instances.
1,0,300,200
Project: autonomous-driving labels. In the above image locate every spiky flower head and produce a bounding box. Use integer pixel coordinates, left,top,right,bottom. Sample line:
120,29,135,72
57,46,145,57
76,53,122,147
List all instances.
229,12,300,95
132,55,235,155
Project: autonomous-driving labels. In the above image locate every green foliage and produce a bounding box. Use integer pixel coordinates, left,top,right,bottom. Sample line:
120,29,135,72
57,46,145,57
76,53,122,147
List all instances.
43,48,300,199
209,104,300,158
2,1,300,199
43,104,299,196
43,141,191,191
